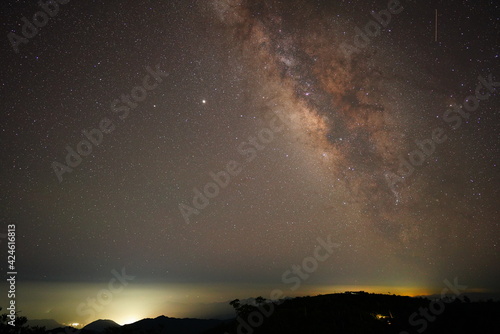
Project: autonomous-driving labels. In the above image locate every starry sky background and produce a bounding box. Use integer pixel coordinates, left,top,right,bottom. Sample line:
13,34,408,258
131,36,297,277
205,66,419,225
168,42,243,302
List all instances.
0,0,499,326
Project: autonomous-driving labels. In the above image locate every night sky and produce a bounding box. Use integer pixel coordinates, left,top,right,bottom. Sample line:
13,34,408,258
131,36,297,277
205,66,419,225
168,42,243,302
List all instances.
1,0,499,327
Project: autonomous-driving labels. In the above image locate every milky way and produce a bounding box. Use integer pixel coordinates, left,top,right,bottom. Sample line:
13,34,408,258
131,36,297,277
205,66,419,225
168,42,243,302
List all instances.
205,0,446,249
1,0,498,325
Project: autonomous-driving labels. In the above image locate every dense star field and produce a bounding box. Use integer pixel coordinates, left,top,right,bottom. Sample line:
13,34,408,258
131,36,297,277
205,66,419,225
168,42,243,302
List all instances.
0,0,499,326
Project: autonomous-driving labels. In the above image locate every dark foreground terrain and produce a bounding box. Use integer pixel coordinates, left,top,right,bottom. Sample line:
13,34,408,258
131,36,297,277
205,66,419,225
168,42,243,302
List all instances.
2,292,500,334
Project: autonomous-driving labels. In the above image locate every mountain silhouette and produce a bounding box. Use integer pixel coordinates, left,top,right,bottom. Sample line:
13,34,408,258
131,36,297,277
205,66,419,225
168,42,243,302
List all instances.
81,319,120,333
5,293,500,334
111,316,225,334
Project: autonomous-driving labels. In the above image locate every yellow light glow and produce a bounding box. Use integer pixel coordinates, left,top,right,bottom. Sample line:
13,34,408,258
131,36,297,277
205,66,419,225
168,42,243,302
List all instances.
120,317,140,325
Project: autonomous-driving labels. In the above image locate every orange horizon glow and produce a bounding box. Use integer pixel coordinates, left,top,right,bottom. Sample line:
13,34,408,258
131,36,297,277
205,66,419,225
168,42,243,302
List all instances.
306,285,436,297
14,281,495,327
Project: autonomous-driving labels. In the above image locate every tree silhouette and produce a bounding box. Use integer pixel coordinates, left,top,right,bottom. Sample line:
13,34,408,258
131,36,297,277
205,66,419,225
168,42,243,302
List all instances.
0,307,46,334
255,296,266,306
229,299,241,311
